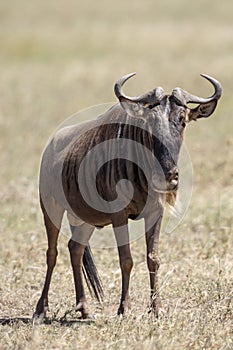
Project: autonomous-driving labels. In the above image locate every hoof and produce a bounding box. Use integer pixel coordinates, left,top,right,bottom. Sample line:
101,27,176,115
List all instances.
75,301,89,319
33,298,49,323
32,302,49,325
117,299,131,316
148,300,160,319
148,306,159,319
32,312,46,325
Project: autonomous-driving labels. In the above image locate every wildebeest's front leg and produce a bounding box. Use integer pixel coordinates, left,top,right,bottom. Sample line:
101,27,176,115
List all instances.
112,213,133,315
145,211,163,317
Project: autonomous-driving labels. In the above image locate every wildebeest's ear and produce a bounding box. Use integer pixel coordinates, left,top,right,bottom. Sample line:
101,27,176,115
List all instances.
188,100,218,121
119,96,149,118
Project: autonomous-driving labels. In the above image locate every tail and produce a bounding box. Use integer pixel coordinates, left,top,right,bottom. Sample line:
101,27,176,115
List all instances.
82,246,104,303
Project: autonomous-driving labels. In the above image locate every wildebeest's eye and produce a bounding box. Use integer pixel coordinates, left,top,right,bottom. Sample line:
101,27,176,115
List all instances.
149,102,160,109
178,112,186,127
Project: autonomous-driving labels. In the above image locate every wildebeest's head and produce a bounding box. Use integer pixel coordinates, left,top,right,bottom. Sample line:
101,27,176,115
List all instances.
114,73,222,193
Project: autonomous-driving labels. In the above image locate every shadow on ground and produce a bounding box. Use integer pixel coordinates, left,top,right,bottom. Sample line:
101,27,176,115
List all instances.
0,317,95,326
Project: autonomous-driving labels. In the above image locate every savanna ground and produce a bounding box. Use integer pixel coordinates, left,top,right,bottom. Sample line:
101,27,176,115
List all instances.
0,1,232,349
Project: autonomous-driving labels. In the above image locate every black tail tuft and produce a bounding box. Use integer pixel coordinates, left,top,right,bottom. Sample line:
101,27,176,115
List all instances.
82,246,104,303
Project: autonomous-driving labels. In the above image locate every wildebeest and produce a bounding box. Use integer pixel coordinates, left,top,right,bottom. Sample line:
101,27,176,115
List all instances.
34,73,222,319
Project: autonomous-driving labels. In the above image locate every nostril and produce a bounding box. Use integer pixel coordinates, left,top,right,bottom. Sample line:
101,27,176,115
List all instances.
168,167,179,182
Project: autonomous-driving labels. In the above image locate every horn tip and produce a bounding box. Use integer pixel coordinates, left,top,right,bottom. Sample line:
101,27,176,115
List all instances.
200,73,212,80
200,73,219,83
127,72,137,78
114,72,137,99
200,73,223,97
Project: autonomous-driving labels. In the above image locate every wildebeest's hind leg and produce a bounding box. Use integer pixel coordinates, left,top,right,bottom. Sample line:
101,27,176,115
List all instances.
68,223,95,319
33,199,64,320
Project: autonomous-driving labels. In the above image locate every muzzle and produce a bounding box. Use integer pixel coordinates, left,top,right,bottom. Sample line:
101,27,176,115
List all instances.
151,166,179,193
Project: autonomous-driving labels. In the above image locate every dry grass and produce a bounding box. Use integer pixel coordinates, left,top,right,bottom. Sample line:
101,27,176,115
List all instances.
0,1,232,349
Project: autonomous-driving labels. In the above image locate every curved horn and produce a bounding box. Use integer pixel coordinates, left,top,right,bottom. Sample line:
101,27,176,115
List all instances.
114,73,164,105
114,72,137,100
172,74,222,105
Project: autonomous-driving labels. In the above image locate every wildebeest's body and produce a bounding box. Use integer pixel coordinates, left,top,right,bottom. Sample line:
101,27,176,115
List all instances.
34,73,222,319
40,103,170,229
